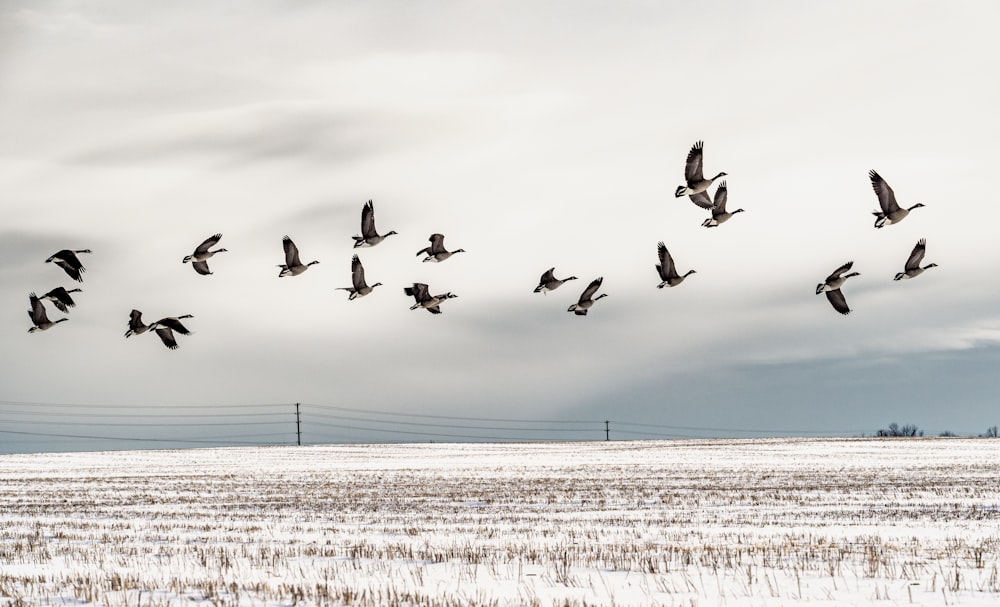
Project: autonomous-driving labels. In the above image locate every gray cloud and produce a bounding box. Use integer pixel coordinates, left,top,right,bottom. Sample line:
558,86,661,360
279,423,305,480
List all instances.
68,104,389,169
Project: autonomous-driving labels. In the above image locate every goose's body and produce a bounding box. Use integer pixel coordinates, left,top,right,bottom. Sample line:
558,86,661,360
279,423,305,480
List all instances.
404,282,457,314
675,141,727,199
337,254,382,299
816,261,859,315
534,268,577,294
416,233,465,262
148,315,194,334
148,315,194,350
894,238,937,280
41,287,82,313
655,242,696,288
183,233,226,275
701,182,744,227
352,200,397,248
124,309,150,338
870,170,924,228
46,249,91,282
27,292,68,332
567,277,608,316
278,236,319,277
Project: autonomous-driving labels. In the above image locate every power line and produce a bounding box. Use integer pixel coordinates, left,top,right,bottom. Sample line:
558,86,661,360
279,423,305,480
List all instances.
0,408,289,419
0,399,862,437
305,410,594,432
0,399,287,410
0,428,290,445
0,397,891,453
305,420,596,442
302,402,602,425
610,420,867,435
0,419,290,428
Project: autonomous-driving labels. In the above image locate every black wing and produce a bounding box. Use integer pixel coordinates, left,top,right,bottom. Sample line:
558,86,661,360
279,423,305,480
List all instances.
282,236,301,267
904,239,926,272
684,141,705,183
869,170,899,214
825,289,851,315
579,277,603,302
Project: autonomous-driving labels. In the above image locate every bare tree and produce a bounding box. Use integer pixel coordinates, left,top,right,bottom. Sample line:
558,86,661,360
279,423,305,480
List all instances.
877,422,923,437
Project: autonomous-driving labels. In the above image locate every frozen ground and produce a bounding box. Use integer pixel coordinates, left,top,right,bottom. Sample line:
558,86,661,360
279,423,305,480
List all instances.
0,438,998,606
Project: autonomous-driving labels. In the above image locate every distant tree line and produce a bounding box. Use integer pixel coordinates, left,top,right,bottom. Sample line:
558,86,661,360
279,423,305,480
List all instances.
876,423,999,438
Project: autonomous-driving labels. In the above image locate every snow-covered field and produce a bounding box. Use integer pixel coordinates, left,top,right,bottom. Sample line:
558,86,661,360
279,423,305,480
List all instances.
1,438,998,606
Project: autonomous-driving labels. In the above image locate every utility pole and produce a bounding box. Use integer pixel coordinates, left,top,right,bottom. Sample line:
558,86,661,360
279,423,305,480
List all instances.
295,403,301,446
605,420,610,441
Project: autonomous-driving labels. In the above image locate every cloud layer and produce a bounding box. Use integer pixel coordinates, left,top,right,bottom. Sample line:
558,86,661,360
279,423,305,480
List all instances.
2,1,999,452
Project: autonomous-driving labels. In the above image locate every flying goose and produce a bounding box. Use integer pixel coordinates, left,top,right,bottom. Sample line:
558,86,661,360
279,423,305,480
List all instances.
701,182,744,227
27,292,68,333
894,238,937,280
534,268,578,294
655,242,696,288
567,277,608,316
416,233,466,262
183,233,227,275
675,141,727,200
147,315,194,350
337,254,383,299
404,283,457,314
45,249,91,282
870,170,925,228
277,236,319,277
41,287,82,313
124,309,151,338
816,261,859,315
352,200,398,248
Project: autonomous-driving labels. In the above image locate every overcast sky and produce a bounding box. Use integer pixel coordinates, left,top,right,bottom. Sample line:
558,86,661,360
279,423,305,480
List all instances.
2,1,999,453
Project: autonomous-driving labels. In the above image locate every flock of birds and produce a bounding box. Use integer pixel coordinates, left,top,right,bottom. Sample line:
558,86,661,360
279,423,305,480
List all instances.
813,170,934,314
25,141,936,346
24,198,473,349
670,141,933,315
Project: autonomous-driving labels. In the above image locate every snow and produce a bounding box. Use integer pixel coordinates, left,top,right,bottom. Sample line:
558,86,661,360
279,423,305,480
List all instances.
0,438,998,606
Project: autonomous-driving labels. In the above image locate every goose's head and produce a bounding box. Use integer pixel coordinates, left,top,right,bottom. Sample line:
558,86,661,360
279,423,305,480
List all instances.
908,203,926,211
732,208,745,214
371,282,384,288
216,248,229,253
67,288,83,294
385,231,399,237
894,272,906,281
674,186,687,198
845,272,860,279
565,276,578,282
924,263,938,270
713,172,728,180
594,293,609,301
684,269,697,278
453,249,466,254
815,283,826,294
307,260,320,266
